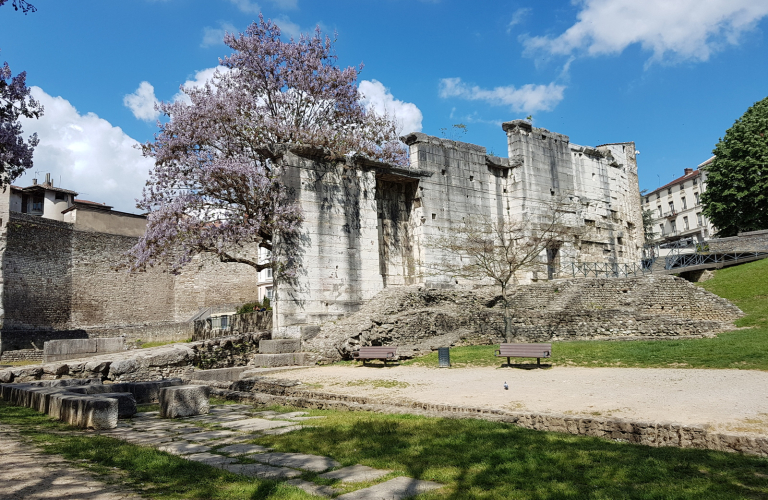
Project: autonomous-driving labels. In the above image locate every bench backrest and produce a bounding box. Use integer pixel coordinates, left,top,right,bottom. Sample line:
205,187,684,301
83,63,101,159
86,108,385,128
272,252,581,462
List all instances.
498,343,552,357
358,346,397,356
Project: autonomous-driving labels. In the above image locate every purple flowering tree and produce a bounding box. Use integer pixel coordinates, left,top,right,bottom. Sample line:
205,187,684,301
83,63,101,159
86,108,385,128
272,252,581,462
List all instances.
128,16,406,279
0,57,43,187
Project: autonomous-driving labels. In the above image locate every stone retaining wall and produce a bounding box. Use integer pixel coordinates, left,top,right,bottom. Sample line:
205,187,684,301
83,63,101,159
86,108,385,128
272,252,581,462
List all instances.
0,332,267,384
211,380,768,457
707,229,768,253
0,348,43,362
193,311,272,341
304,275,744,361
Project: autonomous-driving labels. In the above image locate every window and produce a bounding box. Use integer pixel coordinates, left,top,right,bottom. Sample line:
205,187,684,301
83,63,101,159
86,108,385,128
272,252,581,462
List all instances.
645,196,649,204
683,216,689,230
694,192,700,205
265,267,273,279
670,220,677,233
693,177,698,186
55,192,67,201
667,188,672,195
658,206,663,217
681,197,687,210
697,213,703,227
679,182,685,190
659,223,665,236
266,286,273,300
668,201,675,213
656,193,660,200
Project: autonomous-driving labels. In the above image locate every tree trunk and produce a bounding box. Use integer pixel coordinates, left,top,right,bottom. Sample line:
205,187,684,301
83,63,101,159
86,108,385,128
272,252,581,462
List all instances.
501,283,512,343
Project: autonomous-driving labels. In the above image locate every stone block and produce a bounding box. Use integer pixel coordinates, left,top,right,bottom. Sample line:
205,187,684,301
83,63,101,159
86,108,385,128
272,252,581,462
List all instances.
252,452,340,472
250,353,310,368
159,385,210,418
258,339,301,354
188,367,249,382
95,392,137,419
53,394,118,429
130,379,183,404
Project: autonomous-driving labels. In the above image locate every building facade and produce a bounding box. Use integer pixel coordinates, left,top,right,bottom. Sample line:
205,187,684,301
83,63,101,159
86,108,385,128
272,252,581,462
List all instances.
642,157,717,256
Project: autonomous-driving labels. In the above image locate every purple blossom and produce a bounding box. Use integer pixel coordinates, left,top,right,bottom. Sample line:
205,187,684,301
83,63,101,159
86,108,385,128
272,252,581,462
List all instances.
128,15,405,279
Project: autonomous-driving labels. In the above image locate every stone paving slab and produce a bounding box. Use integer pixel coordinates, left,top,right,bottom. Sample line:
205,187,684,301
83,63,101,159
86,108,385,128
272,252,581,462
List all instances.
275,412,308,419
158,442,211,455
219,418,296,432
284,479,339,497
217,443,271,455
320,465,392,483
262,424,303,435
186,414,251,423
224,463,301,479
251,452,340,472
184,430,239,442
335,476,442,499
185,452,238,466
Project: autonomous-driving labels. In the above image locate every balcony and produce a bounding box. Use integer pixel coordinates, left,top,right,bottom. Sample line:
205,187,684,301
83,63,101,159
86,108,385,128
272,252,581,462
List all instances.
663,210,677,219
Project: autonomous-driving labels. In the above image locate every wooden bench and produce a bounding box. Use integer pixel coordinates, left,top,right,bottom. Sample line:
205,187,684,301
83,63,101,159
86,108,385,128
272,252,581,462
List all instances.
352,346,398,364
495,343,552,366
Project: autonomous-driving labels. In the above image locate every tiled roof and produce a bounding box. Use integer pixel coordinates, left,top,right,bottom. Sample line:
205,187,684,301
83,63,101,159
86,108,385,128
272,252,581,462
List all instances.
647,169,702,196
18,183,79,196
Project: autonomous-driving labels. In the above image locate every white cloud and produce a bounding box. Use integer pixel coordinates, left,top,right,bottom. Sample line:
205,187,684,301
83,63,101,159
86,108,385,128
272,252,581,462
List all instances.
359,79,423,135
273,15,302,39
17,87,153,213
523,0,768,64
202,22,238,48
123,81,159,122
507,7,531,32
172,66,231,103
229,0,260,13
438,77,565,113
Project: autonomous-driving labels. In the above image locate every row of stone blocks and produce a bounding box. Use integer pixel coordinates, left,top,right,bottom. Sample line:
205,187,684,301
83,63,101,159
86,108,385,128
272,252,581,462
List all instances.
0,378,184,429
251,339,311,368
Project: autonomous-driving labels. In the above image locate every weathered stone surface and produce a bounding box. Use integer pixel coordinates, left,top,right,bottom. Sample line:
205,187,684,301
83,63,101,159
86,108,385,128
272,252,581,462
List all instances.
158,442,211,455
218,418,295,432
159,385,210,418
335,476,442,499
217,443,270,456
184,453,238,466
320,465,392,483
43,338,125,363
95,392,137,419
184,430,238,442
258,339,301,354
187,367,249,382
251,452,339,472
250,353,311,368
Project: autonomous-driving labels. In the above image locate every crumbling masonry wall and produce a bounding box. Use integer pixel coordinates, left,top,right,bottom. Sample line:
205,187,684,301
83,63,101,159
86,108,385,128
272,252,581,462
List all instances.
276,122,644,333
1,212,260,353
301,275,743,361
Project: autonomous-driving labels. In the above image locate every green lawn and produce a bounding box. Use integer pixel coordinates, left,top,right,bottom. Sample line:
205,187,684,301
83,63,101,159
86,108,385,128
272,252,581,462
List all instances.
2,401,767,499
406,258,768,371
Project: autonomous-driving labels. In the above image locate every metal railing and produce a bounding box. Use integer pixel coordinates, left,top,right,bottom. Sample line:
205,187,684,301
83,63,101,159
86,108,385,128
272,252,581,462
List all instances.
562,262,650,278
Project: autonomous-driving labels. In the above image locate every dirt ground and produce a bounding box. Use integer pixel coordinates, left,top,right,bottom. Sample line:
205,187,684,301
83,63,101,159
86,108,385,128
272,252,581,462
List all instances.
267,365,768,436
0,424,142,500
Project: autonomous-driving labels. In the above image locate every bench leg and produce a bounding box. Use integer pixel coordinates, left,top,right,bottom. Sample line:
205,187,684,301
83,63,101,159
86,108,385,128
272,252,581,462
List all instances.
507,357,510,366
537,358,540,366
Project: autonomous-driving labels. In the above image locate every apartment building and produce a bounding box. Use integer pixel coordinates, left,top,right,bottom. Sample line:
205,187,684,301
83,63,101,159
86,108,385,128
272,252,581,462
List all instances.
642,157,717,255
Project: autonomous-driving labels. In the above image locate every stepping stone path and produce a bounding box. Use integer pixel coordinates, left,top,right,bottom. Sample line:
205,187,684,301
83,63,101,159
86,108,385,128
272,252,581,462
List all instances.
94,404,442,498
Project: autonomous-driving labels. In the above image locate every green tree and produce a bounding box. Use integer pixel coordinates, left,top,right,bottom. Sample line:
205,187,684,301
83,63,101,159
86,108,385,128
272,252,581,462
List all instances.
702,96,768,236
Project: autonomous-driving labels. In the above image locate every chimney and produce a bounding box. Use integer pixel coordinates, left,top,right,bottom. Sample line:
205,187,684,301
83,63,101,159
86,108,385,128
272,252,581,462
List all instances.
45,173,51,186
684,168,693,175
32,178,37,185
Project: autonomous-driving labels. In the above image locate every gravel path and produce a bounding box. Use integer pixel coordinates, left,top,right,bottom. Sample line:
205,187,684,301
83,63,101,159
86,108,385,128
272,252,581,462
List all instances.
268,365,768,436
0,424,142,500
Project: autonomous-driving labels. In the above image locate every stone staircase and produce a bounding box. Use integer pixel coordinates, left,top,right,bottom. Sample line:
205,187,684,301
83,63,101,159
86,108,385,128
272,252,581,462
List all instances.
251,338,316,368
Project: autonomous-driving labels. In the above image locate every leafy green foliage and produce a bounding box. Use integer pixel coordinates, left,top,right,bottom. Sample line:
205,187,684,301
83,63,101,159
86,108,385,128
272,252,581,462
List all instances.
702,96,768,236
236,297,270,314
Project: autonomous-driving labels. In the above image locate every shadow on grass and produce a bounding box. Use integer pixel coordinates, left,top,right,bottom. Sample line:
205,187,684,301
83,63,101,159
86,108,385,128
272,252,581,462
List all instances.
499,362,553,370
259,411,768,500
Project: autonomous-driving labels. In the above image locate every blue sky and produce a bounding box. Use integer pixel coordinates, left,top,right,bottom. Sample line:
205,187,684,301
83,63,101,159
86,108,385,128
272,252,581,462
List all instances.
3,0,767,212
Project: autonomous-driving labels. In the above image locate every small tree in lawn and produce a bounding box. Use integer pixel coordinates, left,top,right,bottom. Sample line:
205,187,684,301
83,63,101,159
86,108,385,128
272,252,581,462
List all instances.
128,16,406,283
427,205,572,342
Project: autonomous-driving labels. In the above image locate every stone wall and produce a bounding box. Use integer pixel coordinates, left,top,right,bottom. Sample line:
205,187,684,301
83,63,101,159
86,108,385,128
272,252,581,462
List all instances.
275,123,644,334
302,275,743,361
707,229,768,253
0,348,43,363
1,212,260,353
192,311,272,341
0,332,267,384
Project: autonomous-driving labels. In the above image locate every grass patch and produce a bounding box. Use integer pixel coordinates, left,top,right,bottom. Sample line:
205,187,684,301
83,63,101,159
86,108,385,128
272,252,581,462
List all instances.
0,401,313,500
257,407,768,499
408,258,768,371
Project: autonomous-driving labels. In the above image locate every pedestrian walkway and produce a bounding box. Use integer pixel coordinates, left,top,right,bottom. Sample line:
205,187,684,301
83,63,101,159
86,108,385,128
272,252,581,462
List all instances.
96,404,441,499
